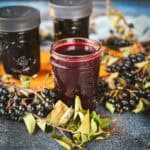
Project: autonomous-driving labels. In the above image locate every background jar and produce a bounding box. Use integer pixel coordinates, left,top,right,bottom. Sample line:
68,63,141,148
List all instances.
49,0,92,40
0,6,41,77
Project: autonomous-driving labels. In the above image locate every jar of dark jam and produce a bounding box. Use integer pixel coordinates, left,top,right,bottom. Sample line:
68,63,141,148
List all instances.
0,6,41,77
49,0,92,40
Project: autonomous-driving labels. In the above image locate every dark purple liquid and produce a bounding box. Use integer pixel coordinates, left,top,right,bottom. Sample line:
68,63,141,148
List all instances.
51,43,100,110
1,28,40,77
54,17,89,40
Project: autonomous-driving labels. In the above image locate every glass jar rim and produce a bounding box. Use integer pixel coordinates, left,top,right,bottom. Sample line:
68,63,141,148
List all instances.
51,37,101,62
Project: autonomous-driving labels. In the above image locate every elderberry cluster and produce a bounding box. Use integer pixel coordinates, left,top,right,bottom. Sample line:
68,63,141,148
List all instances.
97,80,141,113
0,85,58,121
27,88,58,118
101,36,133,50
97,47,150,113
107,52,148,84
107,52,146,73
0,86,27,121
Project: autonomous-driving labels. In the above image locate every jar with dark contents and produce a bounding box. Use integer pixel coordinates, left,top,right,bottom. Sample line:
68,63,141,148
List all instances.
49,0,92,40
0,6,41,77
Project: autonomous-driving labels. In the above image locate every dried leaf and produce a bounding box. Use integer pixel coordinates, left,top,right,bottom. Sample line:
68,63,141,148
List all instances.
37,119,46,132
106,102,115,114
105,73,119,89
144,82,150,89
135,61,149,69
118,77,126,87
141,98,150,106
23,112,36,134
59,108,74,126
1,74,13,82
132,100,144,113
48,101,68,126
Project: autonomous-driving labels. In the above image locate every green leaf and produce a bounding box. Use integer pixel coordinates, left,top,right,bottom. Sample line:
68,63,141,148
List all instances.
73,133,81,143
106,102,115,114
132,100,144,113
91,111,101,125
20,75,32,88
81,134,89,144
74,96,84,120
37,119,46,132
99,118,112,129
91,118,98,133
78,110,90,134
51,129,73,150
54,138,73,150
78,112,84,122
23,112,36,134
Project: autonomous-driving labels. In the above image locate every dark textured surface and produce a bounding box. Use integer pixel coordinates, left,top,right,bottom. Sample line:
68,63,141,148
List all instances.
0,107,150,150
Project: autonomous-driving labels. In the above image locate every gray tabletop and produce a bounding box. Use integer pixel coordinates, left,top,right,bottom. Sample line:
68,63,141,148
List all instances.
0,107,150,150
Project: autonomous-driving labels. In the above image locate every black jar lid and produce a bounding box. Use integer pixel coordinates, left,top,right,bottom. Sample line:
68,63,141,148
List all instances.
49,0,92,19
0,6,41,32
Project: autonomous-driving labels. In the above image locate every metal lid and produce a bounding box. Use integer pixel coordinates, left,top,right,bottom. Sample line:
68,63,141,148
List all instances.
0,6,41,32
49,0,92,19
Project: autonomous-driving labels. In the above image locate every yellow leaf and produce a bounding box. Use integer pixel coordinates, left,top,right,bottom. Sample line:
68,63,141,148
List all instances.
23,113,36,134
48,101,68,126
58,108,74,126
78,111,90,134
37,119,46,132
74,96,85,121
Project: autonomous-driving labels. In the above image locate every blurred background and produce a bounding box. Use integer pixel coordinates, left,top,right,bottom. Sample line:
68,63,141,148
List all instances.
0,0,150,49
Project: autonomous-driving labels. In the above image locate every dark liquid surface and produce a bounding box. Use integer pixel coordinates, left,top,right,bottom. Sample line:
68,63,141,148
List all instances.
51,43,100,110
55,43,95,56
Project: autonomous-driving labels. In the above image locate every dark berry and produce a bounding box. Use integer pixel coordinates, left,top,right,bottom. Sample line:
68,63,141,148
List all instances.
27,104,35,113
37,111,45,118
36,104,44,112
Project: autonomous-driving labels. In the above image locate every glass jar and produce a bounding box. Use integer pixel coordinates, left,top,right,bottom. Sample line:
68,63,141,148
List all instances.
49,0,92,40
51,38,101,110
0,6,41,77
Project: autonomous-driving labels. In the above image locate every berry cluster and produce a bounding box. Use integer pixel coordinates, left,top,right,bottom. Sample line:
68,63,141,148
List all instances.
107,52,146,73
27,88,58,118
101,36,133,50
0,84,58,121
97,47,150,113
107,52,148,84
